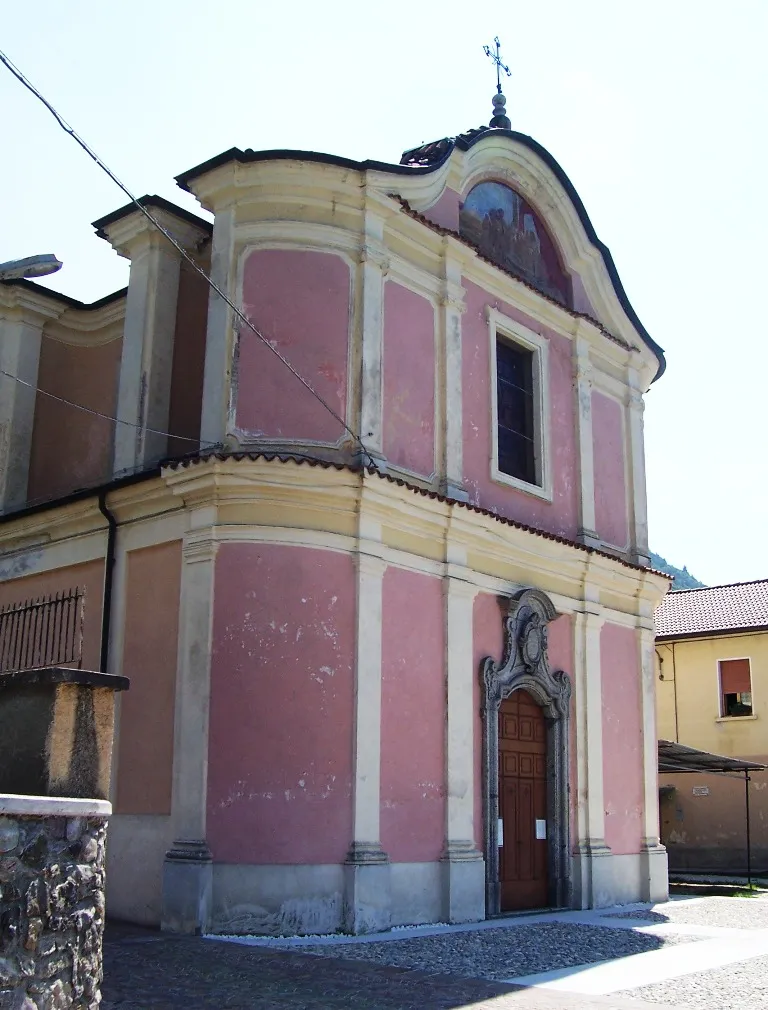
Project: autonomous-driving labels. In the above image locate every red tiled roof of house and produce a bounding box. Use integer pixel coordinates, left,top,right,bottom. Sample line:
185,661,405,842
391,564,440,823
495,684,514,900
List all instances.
655,579,768,638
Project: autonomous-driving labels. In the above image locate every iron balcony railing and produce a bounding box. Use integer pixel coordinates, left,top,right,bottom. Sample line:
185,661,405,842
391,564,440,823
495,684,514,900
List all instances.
0,588,85,674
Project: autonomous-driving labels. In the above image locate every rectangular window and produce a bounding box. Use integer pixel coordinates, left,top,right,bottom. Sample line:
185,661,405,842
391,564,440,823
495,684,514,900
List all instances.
719,658,753,717
488,308,551,501
496,338,536,485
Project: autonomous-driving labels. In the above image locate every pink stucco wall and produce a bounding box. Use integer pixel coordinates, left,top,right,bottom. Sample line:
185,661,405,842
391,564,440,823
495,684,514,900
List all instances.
472,592,504,849
423,188,460,232
382,281,436,476
601,623,643,855
380,567,445,861
461,280,578,538
592,392,628,549
208,544,355,864
237,249,350,443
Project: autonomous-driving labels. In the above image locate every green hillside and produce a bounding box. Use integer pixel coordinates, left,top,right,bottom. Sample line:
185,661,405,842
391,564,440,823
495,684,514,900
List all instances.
649,552,706,591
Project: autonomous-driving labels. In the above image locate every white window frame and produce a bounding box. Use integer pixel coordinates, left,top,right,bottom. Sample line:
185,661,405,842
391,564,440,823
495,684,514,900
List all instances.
717,656,754,719
487,307,552,502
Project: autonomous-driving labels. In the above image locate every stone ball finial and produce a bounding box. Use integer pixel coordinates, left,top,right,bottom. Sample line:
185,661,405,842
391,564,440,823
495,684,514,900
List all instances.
490,92,511,130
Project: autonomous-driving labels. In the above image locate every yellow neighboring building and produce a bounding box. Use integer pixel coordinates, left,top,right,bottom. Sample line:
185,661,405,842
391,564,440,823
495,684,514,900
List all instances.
655,580,768,873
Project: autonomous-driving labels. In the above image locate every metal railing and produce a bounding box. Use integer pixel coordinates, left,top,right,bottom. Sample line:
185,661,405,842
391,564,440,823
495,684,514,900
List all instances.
0,589,84,674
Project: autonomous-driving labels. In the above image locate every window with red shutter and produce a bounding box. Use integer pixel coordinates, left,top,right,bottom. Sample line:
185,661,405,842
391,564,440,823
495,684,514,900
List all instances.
719,658,752,717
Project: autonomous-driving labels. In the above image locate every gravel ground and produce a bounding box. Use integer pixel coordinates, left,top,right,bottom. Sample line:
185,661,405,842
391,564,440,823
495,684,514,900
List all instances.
258,922,697,982
618,952,768,1009
600,898,768,930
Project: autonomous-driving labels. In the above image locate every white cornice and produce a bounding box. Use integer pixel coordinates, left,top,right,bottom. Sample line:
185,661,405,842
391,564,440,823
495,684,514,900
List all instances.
43,297,125,347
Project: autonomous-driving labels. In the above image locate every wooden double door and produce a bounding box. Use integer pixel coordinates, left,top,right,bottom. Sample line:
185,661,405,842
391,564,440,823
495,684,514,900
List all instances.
498,690,548,911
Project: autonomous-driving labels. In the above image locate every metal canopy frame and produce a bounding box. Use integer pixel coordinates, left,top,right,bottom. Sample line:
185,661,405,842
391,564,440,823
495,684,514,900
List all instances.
658,739,767,887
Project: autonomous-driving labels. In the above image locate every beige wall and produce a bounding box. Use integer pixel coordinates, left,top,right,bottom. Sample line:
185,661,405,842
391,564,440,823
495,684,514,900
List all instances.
656,631,768,756
656,630,768,872
115,541,182,815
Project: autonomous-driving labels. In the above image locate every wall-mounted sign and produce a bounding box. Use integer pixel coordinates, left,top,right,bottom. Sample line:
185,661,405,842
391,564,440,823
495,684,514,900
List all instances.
498,818,504,846
535,819,547,839
692,786,710,796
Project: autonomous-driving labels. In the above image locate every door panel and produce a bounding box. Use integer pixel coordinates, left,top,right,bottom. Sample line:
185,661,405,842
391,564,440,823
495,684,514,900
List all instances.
499,690,548,910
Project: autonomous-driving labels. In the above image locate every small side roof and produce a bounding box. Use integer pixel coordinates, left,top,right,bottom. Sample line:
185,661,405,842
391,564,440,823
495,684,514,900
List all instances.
658,739,763,775
659,739,767,775
656,579,768,640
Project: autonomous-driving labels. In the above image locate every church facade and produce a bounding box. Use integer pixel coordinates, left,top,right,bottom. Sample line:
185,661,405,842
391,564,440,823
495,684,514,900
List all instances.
0,99,669,934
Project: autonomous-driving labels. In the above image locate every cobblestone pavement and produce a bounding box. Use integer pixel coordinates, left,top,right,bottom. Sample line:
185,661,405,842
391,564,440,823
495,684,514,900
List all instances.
250,922,694,981
101,921,687,1010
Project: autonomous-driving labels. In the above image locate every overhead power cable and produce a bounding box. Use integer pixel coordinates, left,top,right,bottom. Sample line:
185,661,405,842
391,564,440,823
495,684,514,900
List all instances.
0,49,376,469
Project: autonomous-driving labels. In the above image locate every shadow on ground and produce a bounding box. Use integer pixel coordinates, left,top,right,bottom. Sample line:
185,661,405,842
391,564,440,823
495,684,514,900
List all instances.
101,920,675,1010
103,922,522,1010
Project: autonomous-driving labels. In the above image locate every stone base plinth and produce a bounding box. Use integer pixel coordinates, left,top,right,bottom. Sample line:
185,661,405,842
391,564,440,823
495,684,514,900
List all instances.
0,793,111,1010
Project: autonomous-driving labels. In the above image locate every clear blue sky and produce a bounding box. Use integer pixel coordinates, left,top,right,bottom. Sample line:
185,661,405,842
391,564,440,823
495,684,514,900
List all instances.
2,0,766,586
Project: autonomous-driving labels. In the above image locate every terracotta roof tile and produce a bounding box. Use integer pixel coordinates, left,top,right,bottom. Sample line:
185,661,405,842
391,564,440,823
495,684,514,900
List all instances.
655,579,768,638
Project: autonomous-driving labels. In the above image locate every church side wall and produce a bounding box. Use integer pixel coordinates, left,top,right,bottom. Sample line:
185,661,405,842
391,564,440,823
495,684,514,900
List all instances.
382,282,436,479
167,258,209,457
0,559,104,671
236,249,351,445
207,543,355,866
27,335,121,503
114,541,181,815
461,279,579,539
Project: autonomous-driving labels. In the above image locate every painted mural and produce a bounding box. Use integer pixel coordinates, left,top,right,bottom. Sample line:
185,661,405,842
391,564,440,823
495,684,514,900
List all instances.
459,182,570,305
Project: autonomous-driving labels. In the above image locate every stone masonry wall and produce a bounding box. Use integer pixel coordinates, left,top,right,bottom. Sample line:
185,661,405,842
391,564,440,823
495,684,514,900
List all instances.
0,800,109,1010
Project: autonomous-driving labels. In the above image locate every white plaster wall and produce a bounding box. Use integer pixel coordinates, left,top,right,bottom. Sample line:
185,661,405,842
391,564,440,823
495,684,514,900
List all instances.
389,862,443,927
211,864,345,936
106,814,173,925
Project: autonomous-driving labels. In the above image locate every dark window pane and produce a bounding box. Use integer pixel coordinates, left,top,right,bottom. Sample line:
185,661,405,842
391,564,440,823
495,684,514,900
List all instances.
496,339,536,484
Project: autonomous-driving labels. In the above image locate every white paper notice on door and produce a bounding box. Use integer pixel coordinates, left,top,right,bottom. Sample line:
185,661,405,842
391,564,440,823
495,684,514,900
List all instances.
535,819,547,840
497,818,504,847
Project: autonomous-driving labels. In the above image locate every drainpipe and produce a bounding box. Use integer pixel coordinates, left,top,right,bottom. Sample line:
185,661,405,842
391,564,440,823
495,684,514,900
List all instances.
97,490,118,673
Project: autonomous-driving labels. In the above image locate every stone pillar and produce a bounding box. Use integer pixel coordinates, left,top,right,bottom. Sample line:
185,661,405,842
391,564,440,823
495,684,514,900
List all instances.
573,333,600,549
441,568,484,922
97,205,210,472
0,292,58,511
638,623,668,900
0,794,110,1010
571,606,613,907
200,205,236,448
344,551,390,933
626,365,651,567
439,239,468,500
357,209,388,465
162,525,217,934
113,236,182,472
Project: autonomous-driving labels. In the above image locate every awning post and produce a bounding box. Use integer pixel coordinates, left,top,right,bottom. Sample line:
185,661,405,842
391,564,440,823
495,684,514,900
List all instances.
745,769,752,889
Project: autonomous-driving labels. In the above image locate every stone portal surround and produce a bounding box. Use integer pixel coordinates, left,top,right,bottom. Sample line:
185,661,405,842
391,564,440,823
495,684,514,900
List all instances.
0,794,111,1010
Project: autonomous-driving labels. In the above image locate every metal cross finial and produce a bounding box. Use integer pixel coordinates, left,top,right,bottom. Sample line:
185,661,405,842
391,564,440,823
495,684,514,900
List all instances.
484,36,511,95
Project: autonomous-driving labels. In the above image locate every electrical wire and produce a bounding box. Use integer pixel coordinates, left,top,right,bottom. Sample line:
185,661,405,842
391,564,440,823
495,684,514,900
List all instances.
0,49,376,469
0,368,214,446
